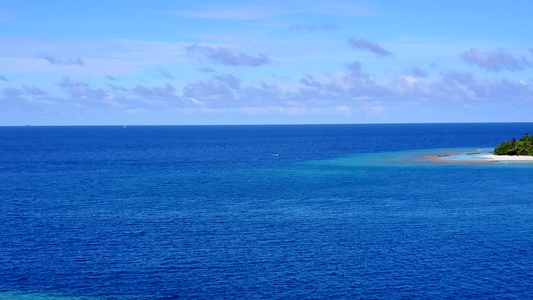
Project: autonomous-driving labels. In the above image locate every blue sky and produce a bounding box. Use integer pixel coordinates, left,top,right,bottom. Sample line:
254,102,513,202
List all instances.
1,0,532,125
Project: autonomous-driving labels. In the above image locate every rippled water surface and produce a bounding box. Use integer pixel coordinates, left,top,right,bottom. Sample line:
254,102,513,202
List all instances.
1,124,532,299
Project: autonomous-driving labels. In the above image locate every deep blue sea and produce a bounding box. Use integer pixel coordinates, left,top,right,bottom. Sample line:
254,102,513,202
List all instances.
1,123,532,299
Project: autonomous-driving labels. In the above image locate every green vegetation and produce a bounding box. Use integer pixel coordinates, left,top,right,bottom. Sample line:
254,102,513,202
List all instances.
493,133,533,156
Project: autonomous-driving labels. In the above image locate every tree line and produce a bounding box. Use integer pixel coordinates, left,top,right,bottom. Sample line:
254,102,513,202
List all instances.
493,133,533,156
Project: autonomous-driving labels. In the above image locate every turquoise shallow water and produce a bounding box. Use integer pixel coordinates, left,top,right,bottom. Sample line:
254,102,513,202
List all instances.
1,123,532,299
306,147,533,167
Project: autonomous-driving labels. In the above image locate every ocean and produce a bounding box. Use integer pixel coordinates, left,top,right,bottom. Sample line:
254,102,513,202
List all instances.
1,123,532,299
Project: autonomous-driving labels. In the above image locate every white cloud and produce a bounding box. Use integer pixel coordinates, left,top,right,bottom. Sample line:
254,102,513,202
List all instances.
186,44,271,67
176,5,278,20
0,38,190,76
348,39,392,57
460,48,531,72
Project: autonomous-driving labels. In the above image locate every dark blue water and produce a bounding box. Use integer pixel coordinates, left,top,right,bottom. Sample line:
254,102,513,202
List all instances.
1,123,532,299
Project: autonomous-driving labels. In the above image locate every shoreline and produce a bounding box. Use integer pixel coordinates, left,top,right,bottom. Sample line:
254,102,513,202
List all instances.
424,152,533,163
479,154,533,161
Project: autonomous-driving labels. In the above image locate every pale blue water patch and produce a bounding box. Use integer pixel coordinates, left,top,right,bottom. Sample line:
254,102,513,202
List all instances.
305,148,469,167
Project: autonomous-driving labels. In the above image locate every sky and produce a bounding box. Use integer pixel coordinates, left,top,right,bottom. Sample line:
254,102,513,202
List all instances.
1,0,532,125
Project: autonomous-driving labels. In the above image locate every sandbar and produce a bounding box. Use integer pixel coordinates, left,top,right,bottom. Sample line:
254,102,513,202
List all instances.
479,155,533,161
424,152,533,164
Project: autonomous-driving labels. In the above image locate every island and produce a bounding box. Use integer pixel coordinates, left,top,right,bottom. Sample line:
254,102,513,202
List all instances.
421,133,533,163
493,133,533,156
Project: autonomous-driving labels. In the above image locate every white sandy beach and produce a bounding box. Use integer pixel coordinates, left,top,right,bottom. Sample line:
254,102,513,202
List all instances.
480,155,533,161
